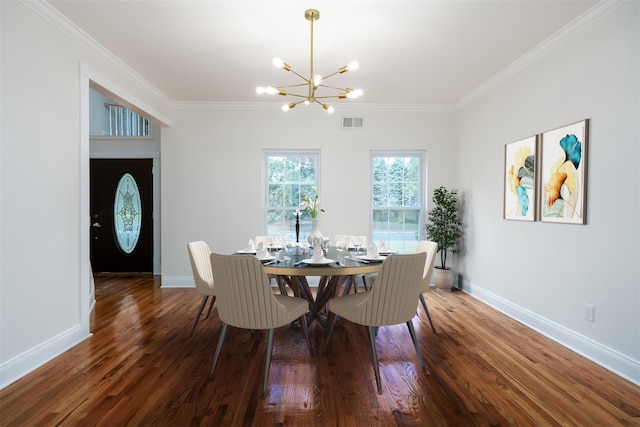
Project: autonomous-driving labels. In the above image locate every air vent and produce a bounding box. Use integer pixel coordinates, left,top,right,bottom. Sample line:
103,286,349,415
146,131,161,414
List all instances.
342,117,363,129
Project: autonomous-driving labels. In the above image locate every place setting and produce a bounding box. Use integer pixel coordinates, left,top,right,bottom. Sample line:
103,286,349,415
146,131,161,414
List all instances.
346,240,392,263
255,242,277,263
299,240,335,266
235,238,257,254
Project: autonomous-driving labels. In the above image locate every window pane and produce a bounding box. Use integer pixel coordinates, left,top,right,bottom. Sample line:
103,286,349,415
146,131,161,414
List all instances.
372,183,387,207
404,182,419,207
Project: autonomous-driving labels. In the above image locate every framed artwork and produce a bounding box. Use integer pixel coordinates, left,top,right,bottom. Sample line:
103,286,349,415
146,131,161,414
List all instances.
504,135,537,221
540,119,589,224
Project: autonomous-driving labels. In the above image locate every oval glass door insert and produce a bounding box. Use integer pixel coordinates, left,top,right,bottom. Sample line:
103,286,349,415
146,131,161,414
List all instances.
114,173,142,254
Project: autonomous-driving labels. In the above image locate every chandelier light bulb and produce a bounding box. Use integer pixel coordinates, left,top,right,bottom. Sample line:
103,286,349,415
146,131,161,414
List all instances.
304,100,310,105
346,88,363,99
313,74,323,87
272,57,284,68
265,86,278,95
282,102,297,111
322,104,335,114
347,61,359,71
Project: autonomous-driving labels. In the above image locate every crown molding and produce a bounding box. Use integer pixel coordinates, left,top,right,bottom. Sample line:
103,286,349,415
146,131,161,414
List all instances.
455,0,628,109
24,0,173,108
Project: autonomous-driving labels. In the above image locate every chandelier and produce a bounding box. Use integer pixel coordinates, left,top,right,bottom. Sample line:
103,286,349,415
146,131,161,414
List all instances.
256,9,363,113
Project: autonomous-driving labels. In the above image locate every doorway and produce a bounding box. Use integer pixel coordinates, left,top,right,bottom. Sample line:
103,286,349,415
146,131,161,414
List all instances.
90,158,153,273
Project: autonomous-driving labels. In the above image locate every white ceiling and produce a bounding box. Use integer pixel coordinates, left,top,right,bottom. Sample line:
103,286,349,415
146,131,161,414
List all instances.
48,0,599,107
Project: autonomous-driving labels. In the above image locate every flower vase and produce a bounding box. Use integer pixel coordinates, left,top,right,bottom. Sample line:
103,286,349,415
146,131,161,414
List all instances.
307,218,324,246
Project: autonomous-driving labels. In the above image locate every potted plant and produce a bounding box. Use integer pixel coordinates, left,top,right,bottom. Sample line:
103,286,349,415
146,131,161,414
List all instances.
425,186,463,291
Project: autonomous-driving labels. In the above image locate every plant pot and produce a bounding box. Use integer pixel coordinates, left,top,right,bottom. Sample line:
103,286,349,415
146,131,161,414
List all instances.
433,267,454,292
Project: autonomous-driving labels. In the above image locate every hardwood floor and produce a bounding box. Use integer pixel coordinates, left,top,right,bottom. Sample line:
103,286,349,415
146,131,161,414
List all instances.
1,274,639,426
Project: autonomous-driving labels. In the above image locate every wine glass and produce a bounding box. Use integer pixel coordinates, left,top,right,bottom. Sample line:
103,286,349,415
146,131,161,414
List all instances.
353,236,362,254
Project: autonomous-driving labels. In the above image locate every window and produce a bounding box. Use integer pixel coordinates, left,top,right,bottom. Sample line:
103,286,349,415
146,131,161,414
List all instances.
371,152,424,253
265,151,320,240
105,104,151,137
90,88,152,137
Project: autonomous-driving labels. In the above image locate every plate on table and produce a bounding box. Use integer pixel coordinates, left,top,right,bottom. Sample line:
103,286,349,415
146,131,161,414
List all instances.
257,255,276,262
301,258,335,266
356,255,387,262
378,251,396,256
236,249,256,254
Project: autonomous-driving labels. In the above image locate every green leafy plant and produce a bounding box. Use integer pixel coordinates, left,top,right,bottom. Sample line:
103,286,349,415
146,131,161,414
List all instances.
425,186,463,269
301,186,325,218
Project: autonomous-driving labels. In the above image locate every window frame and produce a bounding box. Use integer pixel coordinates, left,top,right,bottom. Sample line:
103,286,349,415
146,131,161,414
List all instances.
370,150,426,254
263,149,321,239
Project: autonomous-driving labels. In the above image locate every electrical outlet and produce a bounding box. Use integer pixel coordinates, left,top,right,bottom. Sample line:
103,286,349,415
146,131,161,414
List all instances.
584,303,595,322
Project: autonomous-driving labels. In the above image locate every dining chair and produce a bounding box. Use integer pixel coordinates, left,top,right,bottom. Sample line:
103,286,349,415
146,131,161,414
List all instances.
187,241,216,337
415,240,438,334
209,252,313,397
323,253,427,394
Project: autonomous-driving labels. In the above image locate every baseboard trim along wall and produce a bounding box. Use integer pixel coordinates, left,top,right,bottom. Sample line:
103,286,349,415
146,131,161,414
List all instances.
460,279,640,387
0,326,91,390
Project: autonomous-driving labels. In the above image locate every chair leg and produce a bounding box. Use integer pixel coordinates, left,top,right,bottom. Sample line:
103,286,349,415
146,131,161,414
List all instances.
419,293,437,334
190,296,208,337
205,296,216,319
211,323,229,376
276,276,288,295
299,314,314,357
368,326,382,394
362,274,370,291
322,313,339,355
406,320,426,372
263,329,275,397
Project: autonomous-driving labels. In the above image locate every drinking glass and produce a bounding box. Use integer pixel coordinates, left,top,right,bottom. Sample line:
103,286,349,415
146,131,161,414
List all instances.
353,236,362,254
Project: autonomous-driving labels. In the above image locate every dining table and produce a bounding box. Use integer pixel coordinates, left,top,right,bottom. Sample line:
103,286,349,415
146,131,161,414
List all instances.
258,245,387,330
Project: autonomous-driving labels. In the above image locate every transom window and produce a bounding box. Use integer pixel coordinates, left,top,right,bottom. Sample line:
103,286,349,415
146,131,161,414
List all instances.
371,152,425,253
264,151,320,240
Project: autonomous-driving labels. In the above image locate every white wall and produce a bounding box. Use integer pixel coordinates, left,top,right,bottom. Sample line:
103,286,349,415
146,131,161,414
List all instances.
161,106,457,285
456,2,639,383
0,1,171,388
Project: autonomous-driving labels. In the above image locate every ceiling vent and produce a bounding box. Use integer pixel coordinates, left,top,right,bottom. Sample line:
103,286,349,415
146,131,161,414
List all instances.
342,117,363,129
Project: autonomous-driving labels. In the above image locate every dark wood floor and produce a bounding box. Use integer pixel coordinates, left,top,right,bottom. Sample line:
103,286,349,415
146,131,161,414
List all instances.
1,274,639,426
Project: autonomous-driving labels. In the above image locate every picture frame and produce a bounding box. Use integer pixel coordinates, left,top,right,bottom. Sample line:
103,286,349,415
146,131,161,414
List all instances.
539,119,589,224
504,135,537,221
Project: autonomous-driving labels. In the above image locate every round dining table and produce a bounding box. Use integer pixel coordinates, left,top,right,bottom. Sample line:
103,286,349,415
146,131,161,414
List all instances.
260,246,385,329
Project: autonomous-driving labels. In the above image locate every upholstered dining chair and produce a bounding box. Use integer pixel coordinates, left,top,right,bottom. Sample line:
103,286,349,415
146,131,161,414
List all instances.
187,241,216,337
209,252,313,397
415,240,438,334
323,253,427,394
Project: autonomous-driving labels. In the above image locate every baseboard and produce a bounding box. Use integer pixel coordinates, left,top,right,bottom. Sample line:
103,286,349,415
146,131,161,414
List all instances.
0,325,91,390
460,279,640,387
161,276,195,288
